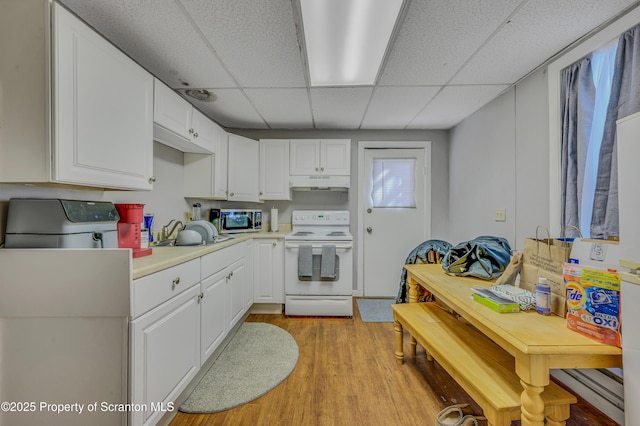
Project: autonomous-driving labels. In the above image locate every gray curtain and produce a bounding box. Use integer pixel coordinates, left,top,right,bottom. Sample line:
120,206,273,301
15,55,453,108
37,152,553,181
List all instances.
561,55,595,237
591,24,640,238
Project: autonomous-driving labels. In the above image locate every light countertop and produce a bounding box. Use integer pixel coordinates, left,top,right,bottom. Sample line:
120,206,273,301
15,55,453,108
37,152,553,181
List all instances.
132,230,289,279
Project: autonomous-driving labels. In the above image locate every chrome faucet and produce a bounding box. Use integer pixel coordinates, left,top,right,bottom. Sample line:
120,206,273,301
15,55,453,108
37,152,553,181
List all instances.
161,220,184,240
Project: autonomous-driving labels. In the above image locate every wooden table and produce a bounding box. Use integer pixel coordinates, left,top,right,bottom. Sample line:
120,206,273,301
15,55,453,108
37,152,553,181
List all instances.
404,264,622,426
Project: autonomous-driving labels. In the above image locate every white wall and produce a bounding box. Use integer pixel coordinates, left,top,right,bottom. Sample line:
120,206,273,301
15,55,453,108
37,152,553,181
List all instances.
448,68,549,249
232,129,450,242
449,89,517,246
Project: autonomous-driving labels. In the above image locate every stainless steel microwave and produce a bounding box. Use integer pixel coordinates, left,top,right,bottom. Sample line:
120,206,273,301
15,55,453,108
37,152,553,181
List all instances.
220,209,262,233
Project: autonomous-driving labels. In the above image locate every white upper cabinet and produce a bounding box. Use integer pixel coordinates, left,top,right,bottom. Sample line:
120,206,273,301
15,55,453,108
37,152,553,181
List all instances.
289,139,350,176
227,134,260,202
259,139,291,201
153,79,216,154
183,127,228,200
1,2,155,190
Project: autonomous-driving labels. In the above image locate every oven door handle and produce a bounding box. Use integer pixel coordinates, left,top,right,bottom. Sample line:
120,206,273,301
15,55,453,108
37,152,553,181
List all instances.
285,242,353,250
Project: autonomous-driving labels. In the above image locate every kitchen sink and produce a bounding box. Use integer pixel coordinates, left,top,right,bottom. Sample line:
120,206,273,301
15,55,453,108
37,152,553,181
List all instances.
152,235,234,247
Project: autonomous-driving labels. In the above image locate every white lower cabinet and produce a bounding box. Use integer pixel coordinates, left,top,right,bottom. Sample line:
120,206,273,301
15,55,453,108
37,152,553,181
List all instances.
200,241,248,360
130,284,201,426
254,239,285,303
245,240,255,310
131,239,272,425
228,257,247,329
200,268,228,365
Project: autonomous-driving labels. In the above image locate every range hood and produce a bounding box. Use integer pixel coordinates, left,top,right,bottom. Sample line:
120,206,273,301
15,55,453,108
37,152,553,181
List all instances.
289,175,350,191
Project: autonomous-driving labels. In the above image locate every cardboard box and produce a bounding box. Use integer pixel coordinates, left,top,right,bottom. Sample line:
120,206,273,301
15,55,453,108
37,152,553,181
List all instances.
519,264,567,317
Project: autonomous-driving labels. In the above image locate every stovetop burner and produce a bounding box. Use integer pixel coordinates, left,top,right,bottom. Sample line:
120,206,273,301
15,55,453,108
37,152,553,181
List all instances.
286,210,353,242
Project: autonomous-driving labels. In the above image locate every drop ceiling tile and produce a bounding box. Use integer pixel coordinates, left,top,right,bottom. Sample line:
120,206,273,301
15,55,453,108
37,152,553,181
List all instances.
407,85,509,129
310,88,373,129
452,0,638,84
379,0,522,86
59,0,236,89
244,89,312,129
180,89,268,129
180,0,306,88
361,86,440,129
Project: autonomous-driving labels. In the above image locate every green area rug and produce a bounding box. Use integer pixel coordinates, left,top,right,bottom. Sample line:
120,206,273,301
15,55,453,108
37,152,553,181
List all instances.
180,322,299,413
356,298,395,322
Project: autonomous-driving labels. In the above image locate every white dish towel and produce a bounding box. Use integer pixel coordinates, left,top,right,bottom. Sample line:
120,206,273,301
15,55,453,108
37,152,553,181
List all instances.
320,245,336,279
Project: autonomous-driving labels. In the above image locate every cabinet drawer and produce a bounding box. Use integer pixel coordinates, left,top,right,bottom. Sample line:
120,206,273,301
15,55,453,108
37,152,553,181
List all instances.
132,258,200,318
201,241,246,279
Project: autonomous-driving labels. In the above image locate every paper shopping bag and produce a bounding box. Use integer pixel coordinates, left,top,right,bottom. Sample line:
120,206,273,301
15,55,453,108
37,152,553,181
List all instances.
522,227,572,275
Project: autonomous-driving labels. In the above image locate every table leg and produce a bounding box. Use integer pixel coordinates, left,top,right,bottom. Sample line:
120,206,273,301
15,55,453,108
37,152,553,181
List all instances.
407,274,419,353
407,274,418,303
520,380,546,426
516,353,549,426
394,319,404,365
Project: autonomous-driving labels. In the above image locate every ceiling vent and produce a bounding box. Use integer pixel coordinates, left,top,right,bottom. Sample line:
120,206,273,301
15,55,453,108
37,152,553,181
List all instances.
184,89,216,102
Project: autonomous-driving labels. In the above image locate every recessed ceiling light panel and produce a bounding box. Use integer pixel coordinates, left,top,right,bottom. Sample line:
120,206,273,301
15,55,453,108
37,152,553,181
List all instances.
300,0,404,86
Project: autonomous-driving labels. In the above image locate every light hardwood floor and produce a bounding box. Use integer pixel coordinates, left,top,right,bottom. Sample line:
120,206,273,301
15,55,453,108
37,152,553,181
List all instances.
170,300,618,426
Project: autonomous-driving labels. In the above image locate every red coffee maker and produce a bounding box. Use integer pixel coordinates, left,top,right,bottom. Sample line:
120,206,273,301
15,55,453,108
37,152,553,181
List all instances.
115,203,152,258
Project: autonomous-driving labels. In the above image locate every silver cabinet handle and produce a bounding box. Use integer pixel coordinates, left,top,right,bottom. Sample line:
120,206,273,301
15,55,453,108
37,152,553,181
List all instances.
315,167,319,172
229,192,235,197
172,277,180,289
148,176,156,183
321,167,324,172
193,132,198,138
273,242,277,247
189,128,194,134
366,227,372,233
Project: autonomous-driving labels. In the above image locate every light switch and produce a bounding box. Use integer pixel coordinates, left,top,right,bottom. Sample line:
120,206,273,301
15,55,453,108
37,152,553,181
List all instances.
495,208,507,222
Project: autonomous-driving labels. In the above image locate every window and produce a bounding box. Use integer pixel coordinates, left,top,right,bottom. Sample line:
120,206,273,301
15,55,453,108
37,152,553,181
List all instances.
568,42,618,238
371,158,416,208
560,22,640,239
548,9,640,238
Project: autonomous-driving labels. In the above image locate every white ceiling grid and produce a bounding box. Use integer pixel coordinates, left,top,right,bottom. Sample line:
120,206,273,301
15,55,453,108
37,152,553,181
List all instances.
58,0,639,130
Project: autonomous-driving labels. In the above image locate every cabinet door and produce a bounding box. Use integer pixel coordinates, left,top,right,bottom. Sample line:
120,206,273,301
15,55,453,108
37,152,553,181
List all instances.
321,139,351,175
131,285,200,426
53,5,154,190
259,139,291,200
153,79,192,141
228,257,247,329
213,130,229,199
245,240,255,310
191,109,217,154
200,269,228,364
228,134,260,202
254,239,285,303
182,128,228,199
290,139,320,175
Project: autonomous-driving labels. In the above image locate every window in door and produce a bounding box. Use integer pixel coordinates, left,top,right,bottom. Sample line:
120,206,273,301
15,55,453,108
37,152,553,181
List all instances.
371,158,416,208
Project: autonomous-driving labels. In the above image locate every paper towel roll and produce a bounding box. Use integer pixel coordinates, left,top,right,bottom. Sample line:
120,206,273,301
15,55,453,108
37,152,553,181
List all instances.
270,208,278,232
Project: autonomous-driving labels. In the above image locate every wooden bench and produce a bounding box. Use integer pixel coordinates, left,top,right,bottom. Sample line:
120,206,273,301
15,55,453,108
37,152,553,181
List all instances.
392,302,577,426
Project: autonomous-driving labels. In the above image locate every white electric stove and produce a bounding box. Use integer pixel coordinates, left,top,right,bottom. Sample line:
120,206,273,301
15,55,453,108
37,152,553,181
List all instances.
284,210,353,317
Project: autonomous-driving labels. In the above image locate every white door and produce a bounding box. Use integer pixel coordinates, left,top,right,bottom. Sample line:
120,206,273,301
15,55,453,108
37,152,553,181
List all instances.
363,148,430,297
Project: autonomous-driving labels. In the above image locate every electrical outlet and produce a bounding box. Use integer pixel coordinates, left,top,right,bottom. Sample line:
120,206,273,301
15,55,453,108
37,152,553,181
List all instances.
495,208,507,222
